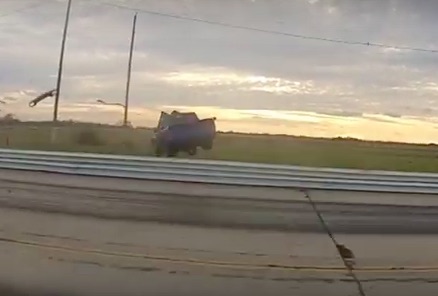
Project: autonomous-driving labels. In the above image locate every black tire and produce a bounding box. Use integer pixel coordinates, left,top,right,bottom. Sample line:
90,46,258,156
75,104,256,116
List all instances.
167,147,178,157
188,147,197,155
155,146,163,157
202,141,213,150
153,138,163,157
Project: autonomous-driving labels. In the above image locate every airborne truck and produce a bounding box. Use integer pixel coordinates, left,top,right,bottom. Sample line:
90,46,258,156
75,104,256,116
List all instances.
151,110,216,157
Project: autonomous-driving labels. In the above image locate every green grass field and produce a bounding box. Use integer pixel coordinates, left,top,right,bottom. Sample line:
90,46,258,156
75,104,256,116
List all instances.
1,123,438,173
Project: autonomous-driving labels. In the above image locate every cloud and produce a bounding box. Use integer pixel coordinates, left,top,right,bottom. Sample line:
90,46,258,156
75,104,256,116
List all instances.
1,0,438,142
161,68,324,95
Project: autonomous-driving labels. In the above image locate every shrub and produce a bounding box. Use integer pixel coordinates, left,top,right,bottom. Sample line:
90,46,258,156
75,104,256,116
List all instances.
75,129,104,146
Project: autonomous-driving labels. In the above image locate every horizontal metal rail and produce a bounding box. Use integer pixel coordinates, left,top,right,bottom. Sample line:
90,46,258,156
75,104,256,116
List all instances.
0,148,437,194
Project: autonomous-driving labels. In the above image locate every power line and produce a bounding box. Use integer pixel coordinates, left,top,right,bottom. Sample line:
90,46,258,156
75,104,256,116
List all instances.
0,0,53,18
98,1,438,54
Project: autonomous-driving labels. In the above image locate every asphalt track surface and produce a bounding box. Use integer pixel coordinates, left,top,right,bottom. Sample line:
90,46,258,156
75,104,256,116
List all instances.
1,169,438,295
1,169,438,234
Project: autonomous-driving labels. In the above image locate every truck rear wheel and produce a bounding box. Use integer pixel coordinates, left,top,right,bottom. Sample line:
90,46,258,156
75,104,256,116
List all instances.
202,141,213,150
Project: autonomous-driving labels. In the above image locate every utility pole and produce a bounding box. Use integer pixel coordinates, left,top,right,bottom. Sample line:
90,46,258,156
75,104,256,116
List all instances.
53,0,72,122
123,13,137,127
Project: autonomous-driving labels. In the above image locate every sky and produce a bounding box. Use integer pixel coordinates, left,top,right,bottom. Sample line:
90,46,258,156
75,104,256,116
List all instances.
0,0,438,143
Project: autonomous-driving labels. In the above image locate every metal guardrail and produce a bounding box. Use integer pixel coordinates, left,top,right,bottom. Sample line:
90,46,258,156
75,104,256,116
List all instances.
0,148,437,194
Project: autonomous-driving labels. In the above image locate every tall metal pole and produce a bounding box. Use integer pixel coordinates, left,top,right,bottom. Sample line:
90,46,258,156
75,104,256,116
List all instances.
53,0,72,122
124,13,137,127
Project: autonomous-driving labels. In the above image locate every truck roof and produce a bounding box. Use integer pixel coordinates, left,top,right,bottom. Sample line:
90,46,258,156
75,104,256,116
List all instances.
157,110,199,128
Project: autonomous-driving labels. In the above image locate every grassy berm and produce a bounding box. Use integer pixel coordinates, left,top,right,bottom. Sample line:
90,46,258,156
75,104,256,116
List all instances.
1,122,438,173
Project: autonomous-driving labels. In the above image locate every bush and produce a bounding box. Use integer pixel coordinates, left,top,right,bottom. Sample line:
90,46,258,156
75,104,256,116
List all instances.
75,129,104,146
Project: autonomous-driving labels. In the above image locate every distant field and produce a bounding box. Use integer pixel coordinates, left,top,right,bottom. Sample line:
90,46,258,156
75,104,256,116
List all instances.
1,123,438,172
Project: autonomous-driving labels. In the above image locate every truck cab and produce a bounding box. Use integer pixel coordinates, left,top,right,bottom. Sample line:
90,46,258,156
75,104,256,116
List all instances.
151,111,216,157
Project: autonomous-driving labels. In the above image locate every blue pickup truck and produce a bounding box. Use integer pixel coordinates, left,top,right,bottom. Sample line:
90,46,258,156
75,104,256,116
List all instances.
151,111,216,157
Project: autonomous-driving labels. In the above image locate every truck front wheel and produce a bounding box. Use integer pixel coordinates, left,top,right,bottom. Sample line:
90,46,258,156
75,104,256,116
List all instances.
188,147,197,155
155,147,163,156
